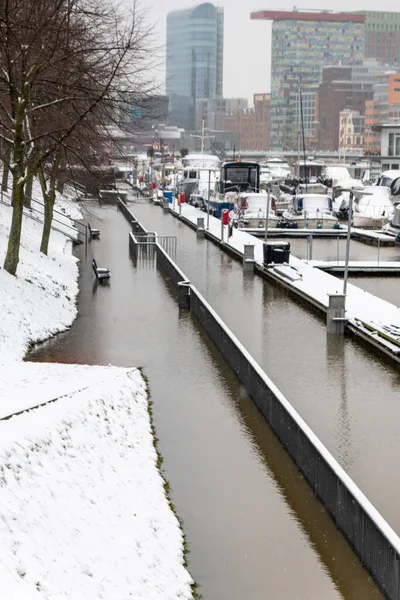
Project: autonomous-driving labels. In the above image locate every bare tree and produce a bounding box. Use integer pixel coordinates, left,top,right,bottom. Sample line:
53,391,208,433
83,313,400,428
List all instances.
0,0,157,274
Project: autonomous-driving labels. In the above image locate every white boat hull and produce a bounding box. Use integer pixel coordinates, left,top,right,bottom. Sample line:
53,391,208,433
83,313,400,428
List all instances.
283,215,338,229
353,215,390,229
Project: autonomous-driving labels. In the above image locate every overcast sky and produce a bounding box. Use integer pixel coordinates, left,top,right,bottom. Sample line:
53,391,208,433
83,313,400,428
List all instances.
133,0,400,105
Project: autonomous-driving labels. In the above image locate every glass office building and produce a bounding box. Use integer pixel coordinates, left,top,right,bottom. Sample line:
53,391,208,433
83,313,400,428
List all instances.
166,2,224,130
251,11,365,150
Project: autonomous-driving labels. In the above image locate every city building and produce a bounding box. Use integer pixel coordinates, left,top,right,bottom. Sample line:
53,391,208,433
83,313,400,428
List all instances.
364,71,400,154
361,11,400,64
166,2,224,131
195,97,248,132
373,123,400,171
222,93,270,151
338,109,364,152
250,10,365,150
316,66,373,151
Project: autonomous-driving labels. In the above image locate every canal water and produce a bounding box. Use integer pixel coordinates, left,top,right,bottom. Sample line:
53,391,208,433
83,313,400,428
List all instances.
26,201,383,599
273,236,400,263
126,193,400,538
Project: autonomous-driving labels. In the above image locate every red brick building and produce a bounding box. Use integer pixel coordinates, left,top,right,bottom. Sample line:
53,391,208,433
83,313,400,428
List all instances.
222,93,270,151
317,66,373,150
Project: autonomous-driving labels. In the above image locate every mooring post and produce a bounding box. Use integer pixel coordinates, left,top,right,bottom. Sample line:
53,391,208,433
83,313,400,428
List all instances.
178,281,191,310
243,244,255,274
327,294,347,334
163,197,169,212
197,217,205,239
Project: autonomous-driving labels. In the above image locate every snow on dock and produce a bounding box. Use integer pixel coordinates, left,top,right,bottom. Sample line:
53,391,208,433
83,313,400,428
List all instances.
167,202,400,358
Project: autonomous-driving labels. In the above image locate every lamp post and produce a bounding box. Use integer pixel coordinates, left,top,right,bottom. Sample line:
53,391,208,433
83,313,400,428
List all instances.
264,184,271,243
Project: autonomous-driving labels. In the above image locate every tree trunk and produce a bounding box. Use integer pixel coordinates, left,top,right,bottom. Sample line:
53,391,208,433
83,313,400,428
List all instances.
56,147,66,194
2,146,10,194
3,177,24,275
39,154,61,255
3,104,26,275
40,187,55,255
24,174,33,208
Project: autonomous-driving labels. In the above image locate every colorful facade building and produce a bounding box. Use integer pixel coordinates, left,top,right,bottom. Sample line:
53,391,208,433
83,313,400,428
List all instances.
250,10,365,150
166,3,224,130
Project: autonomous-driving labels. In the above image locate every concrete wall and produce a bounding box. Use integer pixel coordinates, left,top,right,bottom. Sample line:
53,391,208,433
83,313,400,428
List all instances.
119,198,400,599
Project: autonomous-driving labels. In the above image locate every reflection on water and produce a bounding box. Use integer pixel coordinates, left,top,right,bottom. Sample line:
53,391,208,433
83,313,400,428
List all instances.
129,197,400,534
348,276,400,308
275,236,400,263
27,200,385,599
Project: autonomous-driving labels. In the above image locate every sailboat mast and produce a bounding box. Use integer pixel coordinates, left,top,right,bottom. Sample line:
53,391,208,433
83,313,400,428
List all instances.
299,84,308,193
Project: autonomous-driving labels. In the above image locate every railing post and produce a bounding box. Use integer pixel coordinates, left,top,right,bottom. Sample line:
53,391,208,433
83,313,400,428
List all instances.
178,281,191,309
197,217,205,239
327,294,347,334
243,244,255,274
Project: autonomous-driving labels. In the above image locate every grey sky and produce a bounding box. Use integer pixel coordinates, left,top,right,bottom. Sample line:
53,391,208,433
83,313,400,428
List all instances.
136,0,400,105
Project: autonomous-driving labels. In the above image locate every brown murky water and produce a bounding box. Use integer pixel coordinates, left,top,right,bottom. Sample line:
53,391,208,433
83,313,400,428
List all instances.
27,200,384,599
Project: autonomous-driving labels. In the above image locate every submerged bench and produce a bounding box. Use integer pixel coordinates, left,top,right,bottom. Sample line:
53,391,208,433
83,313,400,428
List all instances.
92,258,110,280
88,223,100,240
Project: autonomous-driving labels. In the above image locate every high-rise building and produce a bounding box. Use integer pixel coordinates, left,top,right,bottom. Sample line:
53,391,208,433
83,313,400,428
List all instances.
250,10,365,150
166,3,224,131
361,11,400,64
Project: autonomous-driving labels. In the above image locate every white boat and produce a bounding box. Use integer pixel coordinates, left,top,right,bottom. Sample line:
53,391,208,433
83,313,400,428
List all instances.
352,186,394,229
282,194,338,229
230,192,280,229
178,153,220,201
323,165,363,190
377,169,400,205
383,204,400,236
265,157,292,180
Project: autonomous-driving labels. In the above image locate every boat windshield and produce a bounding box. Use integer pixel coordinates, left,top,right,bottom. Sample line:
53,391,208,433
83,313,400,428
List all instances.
226,167,257,186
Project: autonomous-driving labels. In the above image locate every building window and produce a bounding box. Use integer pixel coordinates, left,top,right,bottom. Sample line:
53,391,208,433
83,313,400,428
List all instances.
388,132,400,156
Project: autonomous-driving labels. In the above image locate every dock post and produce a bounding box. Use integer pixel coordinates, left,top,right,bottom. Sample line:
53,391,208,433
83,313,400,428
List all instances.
327,294,347,334
178,281,191,309
243,244,255,274
163,197,169,212
197,217,205,239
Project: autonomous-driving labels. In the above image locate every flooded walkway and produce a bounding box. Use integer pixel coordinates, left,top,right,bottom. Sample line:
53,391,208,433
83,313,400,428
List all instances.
27,202,382,599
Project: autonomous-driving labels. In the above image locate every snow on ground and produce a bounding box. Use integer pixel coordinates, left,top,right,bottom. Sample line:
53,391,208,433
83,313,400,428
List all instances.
0,363,193,600
0,200,79,362
170,201,400,326
0,187,194,599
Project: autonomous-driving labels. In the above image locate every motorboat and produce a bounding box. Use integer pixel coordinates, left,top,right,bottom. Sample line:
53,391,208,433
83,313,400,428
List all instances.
383,203,400,236
230,191,280,229
377,170,400,205
295,158,325,182
352,186,394,229
177,153,220,202
207,161,261,218
265,157,292,180
323,165,362,190
275,181,326,216
282,194,338,229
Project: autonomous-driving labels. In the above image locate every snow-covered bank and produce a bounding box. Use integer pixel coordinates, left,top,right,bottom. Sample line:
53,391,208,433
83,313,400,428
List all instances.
0,363,193,600
0,193,194,599
0,198,79,362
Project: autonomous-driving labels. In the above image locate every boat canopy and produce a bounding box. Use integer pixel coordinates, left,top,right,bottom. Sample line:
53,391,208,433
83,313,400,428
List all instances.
356,186,392,207
295,194,332,211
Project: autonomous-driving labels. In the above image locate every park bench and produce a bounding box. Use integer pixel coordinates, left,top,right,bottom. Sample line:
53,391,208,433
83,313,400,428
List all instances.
88,223,100,240
92,258,110,280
